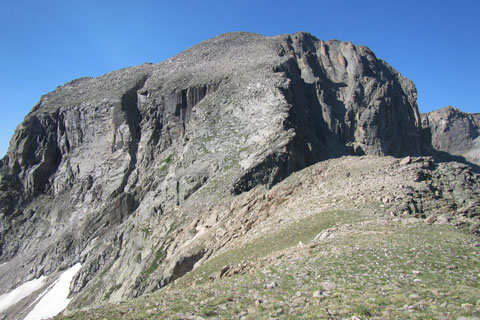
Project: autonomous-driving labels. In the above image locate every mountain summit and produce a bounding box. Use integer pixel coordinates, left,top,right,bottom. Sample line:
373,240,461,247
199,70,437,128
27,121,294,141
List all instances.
0,32,478,319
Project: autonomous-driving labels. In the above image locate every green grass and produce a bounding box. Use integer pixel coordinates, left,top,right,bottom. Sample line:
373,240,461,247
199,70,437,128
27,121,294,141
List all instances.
179,209,365,285
134,252,141,264
100,262,114,277
162,153,174,165
143,245,166,277
140,226,151,238
59,215,480,320
103,284,121,300
159,153,175,171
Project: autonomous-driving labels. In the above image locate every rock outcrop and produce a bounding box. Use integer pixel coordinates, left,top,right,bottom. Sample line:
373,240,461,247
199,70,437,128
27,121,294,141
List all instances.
59,155,480,319
421,106,480,168
0,32,472,318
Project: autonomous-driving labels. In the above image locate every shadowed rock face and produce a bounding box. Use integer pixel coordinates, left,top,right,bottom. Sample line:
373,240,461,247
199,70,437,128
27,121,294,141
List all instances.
0,32,429,316
421,106,480,168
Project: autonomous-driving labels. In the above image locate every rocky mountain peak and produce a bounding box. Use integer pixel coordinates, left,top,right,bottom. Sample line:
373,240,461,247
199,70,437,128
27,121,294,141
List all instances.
0,32,477,319
421,105,480,167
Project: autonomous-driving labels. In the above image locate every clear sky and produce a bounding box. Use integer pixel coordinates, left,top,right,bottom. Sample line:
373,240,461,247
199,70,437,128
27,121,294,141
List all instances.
0,0,479,157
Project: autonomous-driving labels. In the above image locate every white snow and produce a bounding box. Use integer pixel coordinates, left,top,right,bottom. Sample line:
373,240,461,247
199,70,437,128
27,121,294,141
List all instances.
24,263,82,320
0,276,47,313
27,281,56,309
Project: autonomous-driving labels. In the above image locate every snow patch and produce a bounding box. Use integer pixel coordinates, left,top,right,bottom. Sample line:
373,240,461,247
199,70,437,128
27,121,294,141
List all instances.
24,263,82,320
27,281,56,309
0,276,47,313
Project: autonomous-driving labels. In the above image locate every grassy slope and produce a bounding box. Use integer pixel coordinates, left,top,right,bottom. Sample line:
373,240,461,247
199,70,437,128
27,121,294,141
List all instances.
59,210,480,319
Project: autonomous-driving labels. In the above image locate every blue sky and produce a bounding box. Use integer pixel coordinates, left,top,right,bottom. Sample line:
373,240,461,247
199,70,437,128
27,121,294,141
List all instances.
1,0,479,157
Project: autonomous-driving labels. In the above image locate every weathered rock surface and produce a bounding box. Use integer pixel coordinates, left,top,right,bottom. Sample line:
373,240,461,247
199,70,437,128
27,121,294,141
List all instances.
422,106,480,168
60,155,480,319
0,32,476,319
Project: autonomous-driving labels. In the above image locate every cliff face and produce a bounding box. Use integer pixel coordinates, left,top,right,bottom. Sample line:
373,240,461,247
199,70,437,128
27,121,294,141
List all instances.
0,32,429,316
421,106,480,167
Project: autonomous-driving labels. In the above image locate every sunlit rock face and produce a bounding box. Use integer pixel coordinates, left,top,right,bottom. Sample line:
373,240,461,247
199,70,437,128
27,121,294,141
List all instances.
0,32,434,317
421,106,480,168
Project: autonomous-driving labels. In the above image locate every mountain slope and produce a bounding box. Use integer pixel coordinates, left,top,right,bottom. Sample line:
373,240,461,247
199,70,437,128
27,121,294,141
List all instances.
60,155,480,319
422,106,480,167
0,32,477,319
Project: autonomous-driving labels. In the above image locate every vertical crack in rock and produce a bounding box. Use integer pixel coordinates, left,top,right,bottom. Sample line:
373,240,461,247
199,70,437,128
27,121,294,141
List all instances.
16,114,63,197
113,76,149,196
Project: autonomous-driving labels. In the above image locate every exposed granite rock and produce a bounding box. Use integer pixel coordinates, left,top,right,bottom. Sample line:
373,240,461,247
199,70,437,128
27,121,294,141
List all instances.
421,106,480,168
0,32,469,318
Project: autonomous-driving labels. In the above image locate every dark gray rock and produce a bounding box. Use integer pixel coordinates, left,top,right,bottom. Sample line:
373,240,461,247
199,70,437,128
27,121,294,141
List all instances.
0,32,446,317
421,106,480,169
